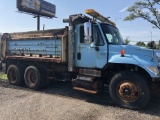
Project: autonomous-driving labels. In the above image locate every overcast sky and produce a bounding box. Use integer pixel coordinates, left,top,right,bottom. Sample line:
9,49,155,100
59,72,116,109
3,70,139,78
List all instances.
0,0,159,44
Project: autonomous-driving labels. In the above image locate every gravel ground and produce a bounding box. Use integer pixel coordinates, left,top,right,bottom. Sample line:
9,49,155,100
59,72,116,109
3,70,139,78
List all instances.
0,80,160,120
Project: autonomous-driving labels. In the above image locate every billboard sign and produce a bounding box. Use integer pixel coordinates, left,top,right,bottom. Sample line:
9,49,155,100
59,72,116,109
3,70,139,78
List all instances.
17,0,56,18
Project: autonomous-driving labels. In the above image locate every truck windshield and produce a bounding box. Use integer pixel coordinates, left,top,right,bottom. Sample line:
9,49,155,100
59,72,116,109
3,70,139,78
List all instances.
100,24,124,45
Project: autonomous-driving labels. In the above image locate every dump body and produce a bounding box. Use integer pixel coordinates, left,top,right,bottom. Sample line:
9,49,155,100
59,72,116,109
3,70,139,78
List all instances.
1,28,68,63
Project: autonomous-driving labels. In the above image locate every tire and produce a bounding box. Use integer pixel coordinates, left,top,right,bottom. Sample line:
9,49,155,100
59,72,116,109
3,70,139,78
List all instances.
24,66,42,90
109,71,150,109
7,65,24,86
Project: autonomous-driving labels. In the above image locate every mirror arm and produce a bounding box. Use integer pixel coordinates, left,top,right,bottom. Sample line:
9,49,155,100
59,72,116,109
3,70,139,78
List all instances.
84,22,92,44
90,45,99,51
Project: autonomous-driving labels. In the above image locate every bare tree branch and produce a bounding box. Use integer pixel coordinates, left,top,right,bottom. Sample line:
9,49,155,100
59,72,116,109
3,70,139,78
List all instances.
147,0,160,26
124,0,160,29
140,13,160,29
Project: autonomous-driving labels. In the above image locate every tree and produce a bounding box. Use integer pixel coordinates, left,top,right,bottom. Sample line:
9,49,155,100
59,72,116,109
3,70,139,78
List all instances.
147,41,157,48
136,41,146,46
124,36,130,44
124,0,160,29
156,44,160,49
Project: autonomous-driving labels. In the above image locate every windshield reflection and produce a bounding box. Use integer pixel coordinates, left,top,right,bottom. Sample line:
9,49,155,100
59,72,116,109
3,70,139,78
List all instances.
101,24,124,45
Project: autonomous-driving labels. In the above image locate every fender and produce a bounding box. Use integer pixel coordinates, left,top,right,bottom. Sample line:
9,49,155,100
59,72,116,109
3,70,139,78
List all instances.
108,54,159,78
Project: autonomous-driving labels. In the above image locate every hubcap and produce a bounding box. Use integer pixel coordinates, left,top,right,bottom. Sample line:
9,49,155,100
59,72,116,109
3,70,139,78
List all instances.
27,70,37,84
117,81,139,102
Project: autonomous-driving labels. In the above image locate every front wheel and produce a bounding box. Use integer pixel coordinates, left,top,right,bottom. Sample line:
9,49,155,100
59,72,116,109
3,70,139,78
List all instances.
109,71,150,109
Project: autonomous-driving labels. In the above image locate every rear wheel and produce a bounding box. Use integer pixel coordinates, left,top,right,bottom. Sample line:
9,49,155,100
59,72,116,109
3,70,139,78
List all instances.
7,65,24,86
24,66,42,90
109,71,150,109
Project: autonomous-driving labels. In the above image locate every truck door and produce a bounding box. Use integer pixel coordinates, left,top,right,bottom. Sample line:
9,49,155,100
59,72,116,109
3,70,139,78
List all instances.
75,24,107,69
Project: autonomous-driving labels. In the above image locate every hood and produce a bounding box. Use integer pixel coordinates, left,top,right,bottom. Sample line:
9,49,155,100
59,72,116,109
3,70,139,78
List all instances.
109,44,159,65
108,44,159,78
122,45,153,57
109,44,153,57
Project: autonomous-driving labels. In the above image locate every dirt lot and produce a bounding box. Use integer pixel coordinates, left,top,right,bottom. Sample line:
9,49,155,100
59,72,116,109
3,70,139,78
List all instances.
0,80,160,120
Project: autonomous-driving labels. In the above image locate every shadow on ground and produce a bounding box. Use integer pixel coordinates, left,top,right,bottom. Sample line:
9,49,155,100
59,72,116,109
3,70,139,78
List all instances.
0,79,160,117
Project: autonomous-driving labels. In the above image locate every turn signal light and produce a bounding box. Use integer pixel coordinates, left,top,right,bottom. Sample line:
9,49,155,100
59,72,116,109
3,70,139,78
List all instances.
120,50,125,57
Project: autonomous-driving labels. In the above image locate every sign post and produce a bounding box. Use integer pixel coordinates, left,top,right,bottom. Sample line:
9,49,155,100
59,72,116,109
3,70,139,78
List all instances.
37,15,40,30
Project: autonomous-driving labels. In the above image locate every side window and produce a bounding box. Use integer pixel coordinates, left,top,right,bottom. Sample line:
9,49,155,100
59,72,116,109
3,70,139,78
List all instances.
80,25,84,43
106,34,112,43
93,25,104,46
106,33,119,44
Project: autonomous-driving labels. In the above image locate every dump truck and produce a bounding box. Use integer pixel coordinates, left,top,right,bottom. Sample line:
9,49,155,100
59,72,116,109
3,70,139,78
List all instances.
1,9,160,109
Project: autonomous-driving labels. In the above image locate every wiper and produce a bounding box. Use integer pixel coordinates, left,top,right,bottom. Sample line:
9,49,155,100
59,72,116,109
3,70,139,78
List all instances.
109,42,115,44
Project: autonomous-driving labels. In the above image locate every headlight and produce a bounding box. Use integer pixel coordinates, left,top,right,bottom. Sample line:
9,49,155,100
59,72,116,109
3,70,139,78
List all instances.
147,66,159,75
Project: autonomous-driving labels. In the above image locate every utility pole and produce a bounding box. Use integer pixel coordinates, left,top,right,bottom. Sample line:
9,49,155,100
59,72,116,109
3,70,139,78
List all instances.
43,24,45,30
150,31,152,41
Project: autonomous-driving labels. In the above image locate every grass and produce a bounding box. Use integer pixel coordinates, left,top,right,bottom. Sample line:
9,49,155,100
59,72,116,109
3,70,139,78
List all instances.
0,72,7,80
0,64,7,80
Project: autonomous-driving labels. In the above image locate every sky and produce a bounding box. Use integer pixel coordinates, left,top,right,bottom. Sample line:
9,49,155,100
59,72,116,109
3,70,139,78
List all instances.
0,0,159,45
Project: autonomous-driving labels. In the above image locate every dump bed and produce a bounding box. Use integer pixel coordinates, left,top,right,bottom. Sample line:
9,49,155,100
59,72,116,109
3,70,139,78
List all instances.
1,28,68,63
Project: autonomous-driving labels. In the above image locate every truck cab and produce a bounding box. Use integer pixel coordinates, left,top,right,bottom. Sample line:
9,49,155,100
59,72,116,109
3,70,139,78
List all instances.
64,9,160,109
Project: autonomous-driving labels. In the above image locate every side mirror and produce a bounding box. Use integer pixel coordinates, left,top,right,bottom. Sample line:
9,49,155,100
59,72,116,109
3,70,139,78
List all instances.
90,43,99,51
84,22,92,44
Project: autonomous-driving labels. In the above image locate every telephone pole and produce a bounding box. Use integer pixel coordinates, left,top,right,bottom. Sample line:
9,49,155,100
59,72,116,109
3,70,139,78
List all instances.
150,31,152,41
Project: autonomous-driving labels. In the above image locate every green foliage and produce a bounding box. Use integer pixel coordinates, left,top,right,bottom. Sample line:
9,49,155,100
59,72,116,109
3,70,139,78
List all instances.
156,45,160,49
124,36,130,44
136,41,146,46
135,40,160,49
0,73,7,80
124,0,160,29
147,41,157,49
124,39,130,44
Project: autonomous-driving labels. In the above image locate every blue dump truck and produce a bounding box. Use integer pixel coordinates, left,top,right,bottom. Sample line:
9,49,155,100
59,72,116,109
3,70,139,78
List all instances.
1,9,160,109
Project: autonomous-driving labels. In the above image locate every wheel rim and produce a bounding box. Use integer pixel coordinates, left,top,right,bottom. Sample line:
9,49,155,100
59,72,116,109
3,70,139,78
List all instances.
9,68,17,82
117,81,139,102
27,70,37,84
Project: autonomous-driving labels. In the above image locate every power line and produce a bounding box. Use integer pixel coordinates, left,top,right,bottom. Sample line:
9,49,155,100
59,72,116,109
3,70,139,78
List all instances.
130,40,160,43
129,36,160,38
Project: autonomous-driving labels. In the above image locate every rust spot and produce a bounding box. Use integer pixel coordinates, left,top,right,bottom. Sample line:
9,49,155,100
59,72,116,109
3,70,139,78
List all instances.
117,81,139,102
6,55,65,63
